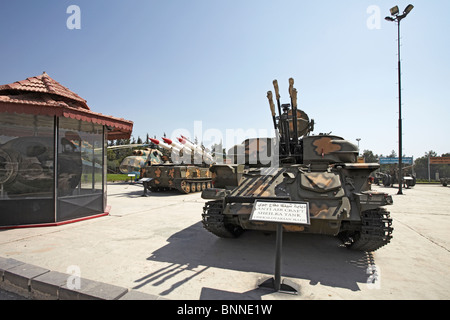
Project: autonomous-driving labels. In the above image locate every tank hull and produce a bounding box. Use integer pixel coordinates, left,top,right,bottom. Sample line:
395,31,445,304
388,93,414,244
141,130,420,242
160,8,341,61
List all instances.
202,139,394,251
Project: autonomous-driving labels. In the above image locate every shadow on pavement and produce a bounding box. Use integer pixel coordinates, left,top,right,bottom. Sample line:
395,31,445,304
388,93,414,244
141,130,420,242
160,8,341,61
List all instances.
136,221,374,299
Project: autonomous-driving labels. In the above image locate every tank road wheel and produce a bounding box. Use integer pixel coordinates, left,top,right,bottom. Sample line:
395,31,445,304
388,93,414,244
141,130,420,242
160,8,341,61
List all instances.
338,208,393,252
196,182,202,192
202,200,244,238
190,182,196,193
206,181,211,189
382,175,390,187
179,180,190,194
201,182,206,191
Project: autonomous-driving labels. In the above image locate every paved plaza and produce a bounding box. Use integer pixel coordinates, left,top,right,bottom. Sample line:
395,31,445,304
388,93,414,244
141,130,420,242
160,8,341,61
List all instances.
1,182,449,300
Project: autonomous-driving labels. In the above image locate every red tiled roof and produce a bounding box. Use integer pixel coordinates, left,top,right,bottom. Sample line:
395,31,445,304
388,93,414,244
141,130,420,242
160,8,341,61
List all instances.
0,73,133,140
0,72,89,109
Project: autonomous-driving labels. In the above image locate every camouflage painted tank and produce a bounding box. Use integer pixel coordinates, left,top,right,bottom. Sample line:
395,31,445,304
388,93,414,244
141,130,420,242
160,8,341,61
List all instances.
201,78,393,252
141,137,213,193
142,164,212,193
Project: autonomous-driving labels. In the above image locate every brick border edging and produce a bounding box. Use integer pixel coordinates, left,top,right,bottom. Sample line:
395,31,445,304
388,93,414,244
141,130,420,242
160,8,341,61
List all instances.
0,256,166,300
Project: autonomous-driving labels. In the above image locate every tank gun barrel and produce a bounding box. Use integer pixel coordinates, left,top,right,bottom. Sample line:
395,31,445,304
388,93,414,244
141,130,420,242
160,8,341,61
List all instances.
289,78,299,144
273,80,291,156
267,91,278,131
270,78,311,160
272,80,282,118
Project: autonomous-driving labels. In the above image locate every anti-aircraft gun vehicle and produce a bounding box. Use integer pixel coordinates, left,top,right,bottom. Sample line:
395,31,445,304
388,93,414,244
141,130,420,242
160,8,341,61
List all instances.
201,78,394,252
140,136,214,193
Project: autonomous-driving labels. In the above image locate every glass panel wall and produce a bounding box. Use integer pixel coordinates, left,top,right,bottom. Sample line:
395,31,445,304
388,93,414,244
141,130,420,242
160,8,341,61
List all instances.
57,118,104,221
0,112,106,227
0,113,55,225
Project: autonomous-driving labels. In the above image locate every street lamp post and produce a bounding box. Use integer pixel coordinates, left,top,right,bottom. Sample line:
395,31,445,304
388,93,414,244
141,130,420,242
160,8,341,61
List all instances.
385,4,414,195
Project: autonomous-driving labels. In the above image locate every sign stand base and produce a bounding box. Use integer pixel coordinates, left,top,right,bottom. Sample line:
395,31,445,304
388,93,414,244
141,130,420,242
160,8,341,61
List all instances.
258,277,299,295
140,178,152,197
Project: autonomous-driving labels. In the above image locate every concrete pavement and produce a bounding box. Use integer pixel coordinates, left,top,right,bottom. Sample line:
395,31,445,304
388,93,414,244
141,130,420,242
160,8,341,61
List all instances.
1,182,449,300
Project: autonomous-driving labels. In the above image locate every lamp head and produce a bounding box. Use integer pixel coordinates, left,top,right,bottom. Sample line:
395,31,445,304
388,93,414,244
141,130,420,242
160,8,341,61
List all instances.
390,5,399,16
385,16,395,21
404,4,414,15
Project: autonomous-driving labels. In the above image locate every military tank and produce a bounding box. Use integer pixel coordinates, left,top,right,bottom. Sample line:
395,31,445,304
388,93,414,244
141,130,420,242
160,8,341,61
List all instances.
140,137,213,193
201,78,394,252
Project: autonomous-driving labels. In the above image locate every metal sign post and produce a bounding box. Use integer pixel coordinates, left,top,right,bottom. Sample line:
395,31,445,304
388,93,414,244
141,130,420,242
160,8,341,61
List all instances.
139,178,152,197
250,200,310,295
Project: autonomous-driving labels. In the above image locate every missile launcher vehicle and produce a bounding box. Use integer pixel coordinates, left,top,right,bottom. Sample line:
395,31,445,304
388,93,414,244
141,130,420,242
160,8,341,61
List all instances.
201,78,394,251
140,137,213,193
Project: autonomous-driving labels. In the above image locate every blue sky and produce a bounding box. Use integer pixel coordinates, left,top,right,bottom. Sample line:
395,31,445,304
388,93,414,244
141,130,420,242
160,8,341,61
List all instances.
1,1,448,159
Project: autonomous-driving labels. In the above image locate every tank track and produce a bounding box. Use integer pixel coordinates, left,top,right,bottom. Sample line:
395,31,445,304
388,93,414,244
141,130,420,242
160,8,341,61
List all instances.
203,201,393,251
339,208,393,252
202,200,244,238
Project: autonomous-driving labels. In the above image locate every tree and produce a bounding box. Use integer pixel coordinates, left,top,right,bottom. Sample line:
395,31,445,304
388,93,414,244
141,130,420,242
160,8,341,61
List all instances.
362,149,378,163
388,150,397,157
211,142,225,162
412,151,450,180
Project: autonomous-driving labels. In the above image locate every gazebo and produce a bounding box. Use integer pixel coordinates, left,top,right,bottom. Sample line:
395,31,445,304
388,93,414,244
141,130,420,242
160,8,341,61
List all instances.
0,73,133,228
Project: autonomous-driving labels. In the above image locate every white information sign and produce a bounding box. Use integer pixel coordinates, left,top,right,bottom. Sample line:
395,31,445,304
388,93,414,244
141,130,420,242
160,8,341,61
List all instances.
250,200,310,225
